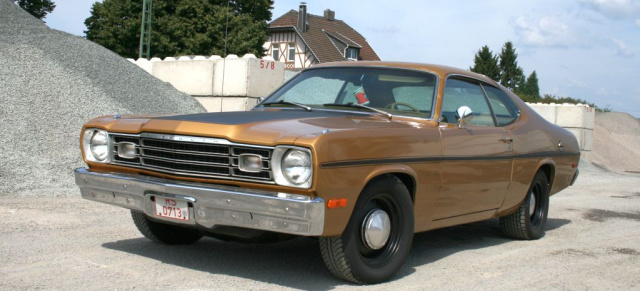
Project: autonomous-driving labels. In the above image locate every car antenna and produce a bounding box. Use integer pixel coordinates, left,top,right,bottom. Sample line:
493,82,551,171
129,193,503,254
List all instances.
220,0,231,111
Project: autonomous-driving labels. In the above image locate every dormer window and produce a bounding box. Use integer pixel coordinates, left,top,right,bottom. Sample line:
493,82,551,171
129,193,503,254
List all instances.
346,47,358,60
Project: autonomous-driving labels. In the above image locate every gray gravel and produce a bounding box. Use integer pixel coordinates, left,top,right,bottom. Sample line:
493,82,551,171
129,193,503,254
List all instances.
0,0,205,196
592,112,640,173
0,167,638,290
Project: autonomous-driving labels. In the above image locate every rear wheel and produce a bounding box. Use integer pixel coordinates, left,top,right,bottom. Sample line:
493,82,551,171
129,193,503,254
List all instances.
319,176,414,284
131,210,203,245
500,171,550,240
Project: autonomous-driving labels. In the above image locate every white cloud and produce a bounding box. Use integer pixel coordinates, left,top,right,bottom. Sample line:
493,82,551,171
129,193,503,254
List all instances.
579,0,640,19
612,37,635,57
511,15,579,47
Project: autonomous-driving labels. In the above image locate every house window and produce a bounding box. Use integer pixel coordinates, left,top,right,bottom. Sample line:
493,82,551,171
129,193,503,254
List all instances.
346,47,358,60
272,45,279,61
288,43,296,62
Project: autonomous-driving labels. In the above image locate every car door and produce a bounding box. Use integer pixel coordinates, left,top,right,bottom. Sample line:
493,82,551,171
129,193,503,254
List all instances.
435,77,513,220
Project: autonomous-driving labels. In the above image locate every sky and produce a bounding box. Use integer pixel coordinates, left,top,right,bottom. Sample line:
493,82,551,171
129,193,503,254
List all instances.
44,0,640,117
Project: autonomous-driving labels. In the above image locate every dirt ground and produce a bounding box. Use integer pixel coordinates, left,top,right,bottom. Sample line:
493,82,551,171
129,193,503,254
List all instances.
1,168,639,290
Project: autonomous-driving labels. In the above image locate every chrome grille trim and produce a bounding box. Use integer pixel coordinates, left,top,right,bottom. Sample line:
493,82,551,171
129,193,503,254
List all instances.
109,133,275,184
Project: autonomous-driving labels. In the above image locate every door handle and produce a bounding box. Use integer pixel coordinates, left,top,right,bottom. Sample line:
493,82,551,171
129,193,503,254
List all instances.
499,137,514,143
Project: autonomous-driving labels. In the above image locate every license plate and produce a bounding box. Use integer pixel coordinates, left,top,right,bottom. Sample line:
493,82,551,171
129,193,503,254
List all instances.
154,197,189,221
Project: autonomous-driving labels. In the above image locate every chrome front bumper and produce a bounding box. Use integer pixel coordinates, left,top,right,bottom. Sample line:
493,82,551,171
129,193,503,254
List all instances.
74,168,324,236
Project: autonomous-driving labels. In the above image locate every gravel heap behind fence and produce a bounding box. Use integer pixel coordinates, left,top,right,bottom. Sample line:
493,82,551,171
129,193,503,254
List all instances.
591,112,640,173
0,0,205,196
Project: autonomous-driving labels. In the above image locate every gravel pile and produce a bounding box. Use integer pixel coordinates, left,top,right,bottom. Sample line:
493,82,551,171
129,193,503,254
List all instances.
591,112,640,173
0,0,205,196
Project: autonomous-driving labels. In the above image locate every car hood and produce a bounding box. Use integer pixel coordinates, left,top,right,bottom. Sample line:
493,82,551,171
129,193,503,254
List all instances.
85,109,435,146
85,109,442,167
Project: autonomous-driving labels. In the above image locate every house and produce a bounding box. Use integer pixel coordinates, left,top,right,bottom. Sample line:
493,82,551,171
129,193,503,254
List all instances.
264,3,381,70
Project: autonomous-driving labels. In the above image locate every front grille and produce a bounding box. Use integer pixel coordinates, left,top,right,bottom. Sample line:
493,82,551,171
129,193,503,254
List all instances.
110,133,274,182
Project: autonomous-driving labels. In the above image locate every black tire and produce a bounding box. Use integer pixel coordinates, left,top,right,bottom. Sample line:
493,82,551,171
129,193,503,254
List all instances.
500,171,550,240
131,210,203,245
319,175,414,284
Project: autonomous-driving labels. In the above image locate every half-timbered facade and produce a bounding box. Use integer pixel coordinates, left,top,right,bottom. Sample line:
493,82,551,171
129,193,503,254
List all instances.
264,4,381,70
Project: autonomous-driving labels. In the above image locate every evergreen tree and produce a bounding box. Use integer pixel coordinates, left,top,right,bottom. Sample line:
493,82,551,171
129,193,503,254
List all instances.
524,71,540,97
85,0,273,59
13,0,55,20
498,41,524,91
469,45,500,81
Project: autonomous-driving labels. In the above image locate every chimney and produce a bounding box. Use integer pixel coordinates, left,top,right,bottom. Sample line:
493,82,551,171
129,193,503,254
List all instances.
298,2,307,32
323,9,335,21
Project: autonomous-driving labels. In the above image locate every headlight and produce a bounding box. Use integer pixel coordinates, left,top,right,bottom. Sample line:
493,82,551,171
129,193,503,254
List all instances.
272,146,313,188
282,150,312,185
83,129,110,163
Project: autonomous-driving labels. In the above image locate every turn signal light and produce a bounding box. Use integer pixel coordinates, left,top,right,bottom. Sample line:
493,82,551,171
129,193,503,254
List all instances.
327,199,348,209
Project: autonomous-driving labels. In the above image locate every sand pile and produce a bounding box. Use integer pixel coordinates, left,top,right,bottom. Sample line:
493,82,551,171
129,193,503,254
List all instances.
0,0,205,196
591,112,640,173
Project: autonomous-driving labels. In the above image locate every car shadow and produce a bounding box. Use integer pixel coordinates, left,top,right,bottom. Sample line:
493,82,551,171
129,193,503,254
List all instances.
102,218,570,289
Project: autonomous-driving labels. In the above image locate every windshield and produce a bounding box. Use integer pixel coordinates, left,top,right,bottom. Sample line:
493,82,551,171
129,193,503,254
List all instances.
261,68,437,119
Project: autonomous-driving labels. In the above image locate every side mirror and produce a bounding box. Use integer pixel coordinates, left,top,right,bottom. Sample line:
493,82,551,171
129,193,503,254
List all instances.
456,106,474,128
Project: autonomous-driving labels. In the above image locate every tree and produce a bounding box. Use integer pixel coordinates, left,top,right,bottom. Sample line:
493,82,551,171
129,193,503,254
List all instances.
13,0,55,20
85,0,273,59
498,41,524,91
523,71,540,97
470,45,500,81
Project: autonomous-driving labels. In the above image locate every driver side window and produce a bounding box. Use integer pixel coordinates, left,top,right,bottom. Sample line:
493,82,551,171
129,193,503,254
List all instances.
441,78,495,126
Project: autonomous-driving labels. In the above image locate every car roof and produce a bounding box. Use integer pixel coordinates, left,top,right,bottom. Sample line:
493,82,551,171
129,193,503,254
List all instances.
311,61,498,86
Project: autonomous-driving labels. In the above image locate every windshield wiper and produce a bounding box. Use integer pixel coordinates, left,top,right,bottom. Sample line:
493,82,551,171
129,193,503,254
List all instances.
262,100,312,111
323,103,392,120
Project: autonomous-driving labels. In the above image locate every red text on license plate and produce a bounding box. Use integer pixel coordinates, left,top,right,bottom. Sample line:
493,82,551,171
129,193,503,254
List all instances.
155,198,189,221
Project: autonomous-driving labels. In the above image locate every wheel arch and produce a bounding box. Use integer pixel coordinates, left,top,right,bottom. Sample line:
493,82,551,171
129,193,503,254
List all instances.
362,165,417,204
536,160,556,190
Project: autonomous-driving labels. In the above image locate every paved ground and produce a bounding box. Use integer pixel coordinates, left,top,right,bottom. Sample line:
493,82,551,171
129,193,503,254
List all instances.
1,168,639,290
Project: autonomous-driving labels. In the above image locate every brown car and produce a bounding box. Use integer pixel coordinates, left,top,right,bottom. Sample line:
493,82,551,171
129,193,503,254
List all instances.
75,62,580,284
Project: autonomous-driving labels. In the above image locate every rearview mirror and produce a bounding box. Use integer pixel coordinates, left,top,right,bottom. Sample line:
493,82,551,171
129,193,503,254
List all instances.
456,106,474,128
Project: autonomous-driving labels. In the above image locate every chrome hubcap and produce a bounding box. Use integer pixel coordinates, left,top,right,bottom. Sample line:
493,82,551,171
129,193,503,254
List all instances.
529,192,536,217
362,209,391,250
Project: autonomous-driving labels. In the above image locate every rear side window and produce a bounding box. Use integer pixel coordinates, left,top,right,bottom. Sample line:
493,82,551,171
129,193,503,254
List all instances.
482,85,520,126
441,78,495,126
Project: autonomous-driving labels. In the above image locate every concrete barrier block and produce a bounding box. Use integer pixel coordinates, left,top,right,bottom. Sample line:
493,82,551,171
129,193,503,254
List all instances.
556,104,588,128
153,60,216,96
134,58,153,74
242,54,257,59
164,57,176,61
126,58,135,63
177,56,191,61
150,57,162,62
221,97,251,112
213,58,249,96
583,106,595,129
581,151,592,162
193,56,207,60
195,97,222,112
583,128,593,151
529,103,556,124
209,55,222,60
226,54,239,59
246,58,285,98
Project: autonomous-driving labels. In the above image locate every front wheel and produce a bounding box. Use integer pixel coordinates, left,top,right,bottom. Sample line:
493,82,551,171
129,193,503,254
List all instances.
319,176,414,284
131,210,203,245
499,171,550,240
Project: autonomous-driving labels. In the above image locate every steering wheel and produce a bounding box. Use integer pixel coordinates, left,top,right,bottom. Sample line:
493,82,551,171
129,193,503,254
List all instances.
384,102,421,113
